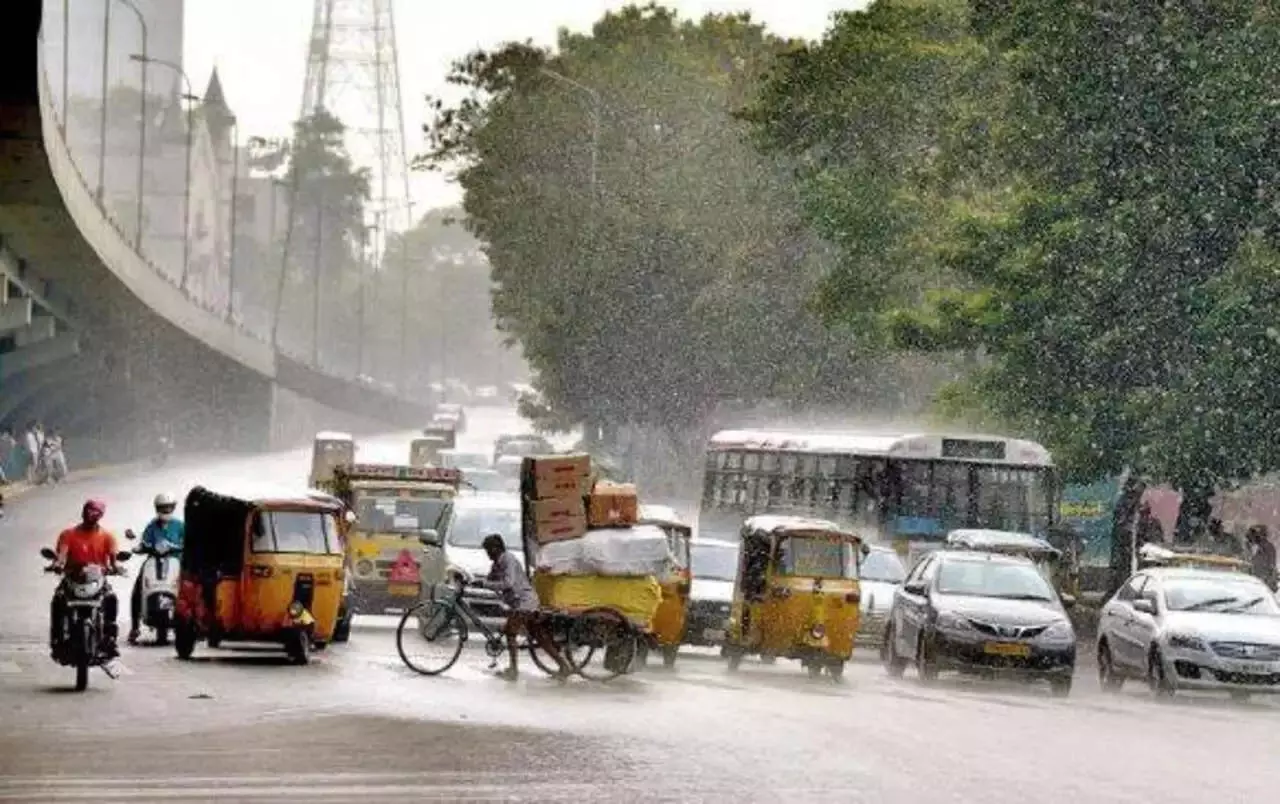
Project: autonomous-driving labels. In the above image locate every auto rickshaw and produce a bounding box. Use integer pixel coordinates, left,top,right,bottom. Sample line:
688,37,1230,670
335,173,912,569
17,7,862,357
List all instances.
310,431,354,487
410,436,448,468
944,529,1076,598
422,424,456,451
174,485,347,665
724,515,862,679
1137,542,1251,573
637,506,693,668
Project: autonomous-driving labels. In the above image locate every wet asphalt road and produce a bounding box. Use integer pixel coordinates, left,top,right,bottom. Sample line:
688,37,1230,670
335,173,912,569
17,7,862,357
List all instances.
1,410,1279,801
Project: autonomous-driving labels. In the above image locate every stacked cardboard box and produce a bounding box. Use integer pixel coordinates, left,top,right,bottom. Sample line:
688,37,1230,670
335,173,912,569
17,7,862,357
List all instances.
521,454,590,546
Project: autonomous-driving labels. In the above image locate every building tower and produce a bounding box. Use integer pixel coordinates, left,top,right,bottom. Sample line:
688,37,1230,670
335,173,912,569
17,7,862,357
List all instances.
294,0,415,381
298,0,413,234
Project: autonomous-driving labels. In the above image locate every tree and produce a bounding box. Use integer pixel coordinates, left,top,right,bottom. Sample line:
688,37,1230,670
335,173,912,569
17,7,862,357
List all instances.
421,3,900,436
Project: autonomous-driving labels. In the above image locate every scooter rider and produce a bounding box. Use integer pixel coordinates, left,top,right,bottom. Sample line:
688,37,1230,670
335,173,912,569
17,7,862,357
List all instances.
127,493,184,645
51,499,123,658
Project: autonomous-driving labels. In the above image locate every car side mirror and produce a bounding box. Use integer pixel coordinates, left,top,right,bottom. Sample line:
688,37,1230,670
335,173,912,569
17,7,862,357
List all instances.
125,528,137,540
40,547,56,560
1059,593,1077,609
115,551,133,562
1132,599,1155,615
903,580,927,596
418,528,440,546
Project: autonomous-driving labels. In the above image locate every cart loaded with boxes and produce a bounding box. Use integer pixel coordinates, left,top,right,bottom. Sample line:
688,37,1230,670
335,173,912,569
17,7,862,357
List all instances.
520,454,675,680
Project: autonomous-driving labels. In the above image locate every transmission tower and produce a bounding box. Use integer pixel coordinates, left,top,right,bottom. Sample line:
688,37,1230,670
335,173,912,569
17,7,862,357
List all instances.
299,0,413,230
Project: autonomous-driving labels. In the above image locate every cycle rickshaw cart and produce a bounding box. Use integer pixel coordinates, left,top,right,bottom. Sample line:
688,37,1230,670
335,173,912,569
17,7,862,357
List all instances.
394,454,660,681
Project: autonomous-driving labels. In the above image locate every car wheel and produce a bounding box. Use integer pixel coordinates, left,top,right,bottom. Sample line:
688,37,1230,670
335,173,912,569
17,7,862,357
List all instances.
1148,647,1175,698
1097,640,1123,692
882,625,907,678
916,634,939,684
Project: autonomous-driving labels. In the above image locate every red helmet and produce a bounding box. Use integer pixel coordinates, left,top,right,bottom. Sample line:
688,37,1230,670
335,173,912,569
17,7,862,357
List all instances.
82,499,106,518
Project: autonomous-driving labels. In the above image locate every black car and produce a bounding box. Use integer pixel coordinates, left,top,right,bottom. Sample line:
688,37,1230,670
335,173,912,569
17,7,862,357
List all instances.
882,550,1077,696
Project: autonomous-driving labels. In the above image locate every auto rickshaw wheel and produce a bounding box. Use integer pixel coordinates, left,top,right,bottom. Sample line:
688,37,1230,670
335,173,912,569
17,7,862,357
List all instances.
760,654,777,665
807,661,823,679
285,628,312,665
829,660,845,681
725,648,743,672
174,620,196,660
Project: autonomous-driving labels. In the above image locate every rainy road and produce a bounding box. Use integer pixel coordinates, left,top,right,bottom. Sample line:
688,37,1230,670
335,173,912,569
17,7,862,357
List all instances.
0,411,1278,801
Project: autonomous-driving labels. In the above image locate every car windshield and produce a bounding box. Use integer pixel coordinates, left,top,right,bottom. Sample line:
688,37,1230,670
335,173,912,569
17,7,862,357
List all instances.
859,550,906,583
353,491,452,535
936,558,1056,601
449,503,521,549
1162,578,1280,614
692,543,739,581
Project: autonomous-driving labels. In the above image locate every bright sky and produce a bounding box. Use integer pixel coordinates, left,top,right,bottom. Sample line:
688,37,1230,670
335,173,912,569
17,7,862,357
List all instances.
184,0,863,214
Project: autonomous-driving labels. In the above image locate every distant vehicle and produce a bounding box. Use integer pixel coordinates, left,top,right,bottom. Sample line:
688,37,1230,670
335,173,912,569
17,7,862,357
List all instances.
438,449,491,472
1097,567,1280,699
493,433,553,462
431,408,465,434
474,385,499,402
683,538,739,647
883,549,1077,696
445,494,523,626
459,468,515,494
856,544,906,648
494,455,523,486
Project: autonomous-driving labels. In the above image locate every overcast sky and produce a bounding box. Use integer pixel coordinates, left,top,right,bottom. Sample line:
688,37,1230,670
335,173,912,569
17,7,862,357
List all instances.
184,0,862,213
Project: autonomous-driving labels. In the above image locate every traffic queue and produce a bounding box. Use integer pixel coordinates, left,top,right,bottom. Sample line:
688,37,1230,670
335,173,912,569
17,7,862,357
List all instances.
37,409,1280,701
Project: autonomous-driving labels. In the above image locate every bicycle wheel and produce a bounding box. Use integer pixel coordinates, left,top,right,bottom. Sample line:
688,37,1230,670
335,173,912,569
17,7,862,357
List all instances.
566,608,638,681
396,600,467,676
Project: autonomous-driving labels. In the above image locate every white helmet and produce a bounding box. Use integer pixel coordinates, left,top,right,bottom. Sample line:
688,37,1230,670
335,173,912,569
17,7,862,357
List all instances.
154,493,177,511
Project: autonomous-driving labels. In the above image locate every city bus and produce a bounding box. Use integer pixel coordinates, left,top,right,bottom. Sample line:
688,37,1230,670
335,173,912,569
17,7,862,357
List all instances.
697,430,1058,566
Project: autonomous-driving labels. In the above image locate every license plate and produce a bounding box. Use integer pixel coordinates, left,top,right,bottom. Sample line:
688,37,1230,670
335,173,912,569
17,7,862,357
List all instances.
387,583,420,597
1233,662,1274,674
983,641,1031,658
703,628,726,641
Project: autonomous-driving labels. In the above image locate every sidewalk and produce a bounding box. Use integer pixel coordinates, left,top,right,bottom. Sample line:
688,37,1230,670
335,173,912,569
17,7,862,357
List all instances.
0,459,157,506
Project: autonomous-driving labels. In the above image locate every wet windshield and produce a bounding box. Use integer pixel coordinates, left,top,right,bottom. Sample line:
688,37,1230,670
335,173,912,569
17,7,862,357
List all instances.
448,504,521,549
1162,578,1280,615
353,491,452,536
253,512,342,555
859,550,906,583
776,537,851,579
691,543,739,581
937,559,1055,601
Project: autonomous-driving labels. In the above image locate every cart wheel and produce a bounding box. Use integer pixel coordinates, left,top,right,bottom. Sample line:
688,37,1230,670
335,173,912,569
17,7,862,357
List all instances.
567,608,637,681
526,614,573,677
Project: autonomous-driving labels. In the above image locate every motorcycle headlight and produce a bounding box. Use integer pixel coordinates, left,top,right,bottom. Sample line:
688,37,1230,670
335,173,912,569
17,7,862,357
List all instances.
935,611,974,632
1038,621,1075,642
1167,633,1208,652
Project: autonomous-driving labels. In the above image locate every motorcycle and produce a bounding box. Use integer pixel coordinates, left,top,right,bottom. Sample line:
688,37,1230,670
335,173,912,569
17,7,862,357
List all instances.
125,529,180,645
41,546,131,691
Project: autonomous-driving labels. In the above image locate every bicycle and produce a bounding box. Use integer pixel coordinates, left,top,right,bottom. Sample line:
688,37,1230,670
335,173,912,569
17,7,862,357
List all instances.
395,582,640,681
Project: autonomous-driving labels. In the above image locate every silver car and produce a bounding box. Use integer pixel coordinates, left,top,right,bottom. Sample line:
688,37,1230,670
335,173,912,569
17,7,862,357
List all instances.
856,545,906,648
1097,567,1280,698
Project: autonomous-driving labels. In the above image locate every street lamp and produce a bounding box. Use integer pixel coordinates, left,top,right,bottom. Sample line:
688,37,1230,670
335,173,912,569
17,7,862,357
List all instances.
538,67,601,208
129,54,195,293
112,0,148,252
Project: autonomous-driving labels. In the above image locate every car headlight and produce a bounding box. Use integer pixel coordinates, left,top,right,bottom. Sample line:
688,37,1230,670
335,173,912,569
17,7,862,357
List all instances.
935,612,974,632
1038,621,1074,642
1166,633,1208,652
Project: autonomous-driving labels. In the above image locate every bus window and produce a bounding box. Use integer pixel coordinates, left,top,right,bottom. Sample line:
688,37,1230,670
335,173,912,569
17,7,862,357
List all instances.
934,462,973,526
898,461,933,516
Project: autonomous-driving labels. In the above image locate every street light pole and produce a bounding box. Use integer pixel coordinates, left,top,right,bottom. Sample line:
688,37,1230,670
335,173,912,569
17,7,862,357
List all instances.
538,67,600,208
226,116,240,324
113,0,147,251
130,55,194,293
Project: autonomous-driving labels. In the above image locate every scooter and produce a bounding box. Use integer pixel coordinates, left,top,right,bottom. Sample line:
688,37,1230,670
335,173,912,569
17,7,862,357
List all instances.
41,546,132,691
125,529,180,645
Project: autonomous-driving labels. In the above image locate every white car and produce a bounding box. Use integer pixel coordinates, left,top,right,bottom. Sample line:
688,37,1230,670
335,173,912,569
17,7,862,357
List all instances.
1097,567,1280,698
684,538,739,647
856,544,906,648
445,494,523,626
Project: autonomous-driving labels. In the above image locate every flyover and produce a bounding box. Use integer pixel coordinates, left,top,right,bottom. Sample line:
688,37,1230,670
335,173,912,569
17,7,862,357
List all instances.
0,1,430,465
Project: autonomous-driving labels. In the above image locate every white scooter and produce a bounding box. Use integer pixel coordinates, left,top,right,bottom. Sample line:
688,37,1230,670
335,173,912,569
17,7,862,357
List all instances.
125,529,180,645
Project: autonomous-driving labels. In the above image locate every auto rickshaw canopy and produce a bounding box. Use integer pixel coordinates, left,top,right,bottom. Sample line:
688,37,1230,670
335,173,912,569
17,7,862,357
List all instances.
1138,542,1250,572
945,529,1062,561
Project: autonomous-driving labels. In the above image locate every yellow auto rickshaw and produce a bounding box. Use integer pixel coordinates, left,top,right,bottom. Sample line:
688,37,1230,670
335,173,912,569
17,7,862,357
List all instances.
409,436,448,468
1137,542,1251,573
638,506,693,668
174,485,347,665
310,431,354,487
724,515,862,679
945,529,1076,598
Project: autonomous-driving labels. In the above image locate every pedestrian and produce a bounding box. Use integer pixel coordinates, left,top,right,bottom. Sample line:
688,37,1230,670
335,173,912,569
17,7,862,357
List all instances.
0,429,12,485
23,422,38,483
1246,525,1277,591
46,430,67,483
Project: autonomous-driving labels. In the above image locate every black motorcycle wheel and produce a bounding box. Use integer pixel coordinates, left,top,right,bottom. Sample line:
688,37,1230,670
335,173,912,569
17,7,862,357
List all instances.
74,620,92,691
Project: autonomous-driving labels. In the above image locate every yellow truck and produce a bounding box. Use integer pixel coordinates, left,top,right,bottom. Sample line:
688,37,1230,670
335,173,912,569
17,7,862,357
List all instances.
320,462,462,614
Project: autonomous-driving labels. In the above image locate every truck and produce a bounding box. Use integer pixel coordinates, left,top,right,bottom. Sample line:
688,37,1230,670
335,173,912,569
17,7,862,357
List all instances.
319,462,462,615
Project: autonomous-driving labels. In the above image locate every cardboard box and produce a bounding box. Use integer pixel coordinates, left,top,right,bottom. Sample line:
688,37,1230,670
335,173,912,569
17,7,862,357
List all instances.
528,496,588,544
588,480,639,528
523,454,591,499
